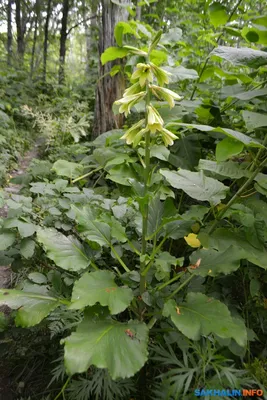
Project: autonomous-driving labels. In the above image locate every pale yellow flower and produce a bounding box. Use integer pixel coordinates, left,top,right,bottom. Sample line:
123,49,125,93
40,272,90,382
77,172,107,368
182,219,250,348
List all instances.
150,62,171,86
151,85,182,108
114,92,146,116
121,119,145,145
160,127,177,146
147,105,164,133
131,63,153,87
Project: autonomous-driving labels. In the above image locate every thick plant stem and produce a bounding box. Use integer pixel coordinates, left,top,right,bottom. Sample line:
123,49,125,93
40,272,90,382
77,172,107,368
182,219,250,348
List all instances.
140,82,151,295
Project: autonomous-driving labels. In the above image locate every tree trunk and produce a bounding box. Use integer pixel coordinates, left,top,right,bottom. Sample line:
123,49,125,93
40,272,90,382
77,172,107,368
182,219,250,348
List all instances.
58,0,70,84
30,0,40,78
15,0,24,60
7,0,13,66
92,0,130,138
43,0,52,82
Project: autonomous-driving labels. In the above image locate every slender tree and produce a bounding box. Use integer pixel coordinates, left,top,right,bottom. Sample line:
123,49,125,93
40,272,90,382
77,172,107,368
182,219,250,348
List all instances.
58,0,70,84
7,0,13,66
43,0,52,82
92,0,130,138
15,0,24,60
30,0,40,77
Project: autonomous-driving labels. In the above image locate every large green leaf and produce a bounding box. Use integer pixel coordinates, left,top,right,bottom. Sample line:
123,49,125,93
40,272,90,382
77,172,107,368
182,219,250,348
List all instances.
232,88,267,100
242,26,267,45
202,228,267,270
70,271,133,314
72,205,127,246
208,2,228,28
72,205,111,246
63,315,149,379
163,294,247,346
161,27,182,45
0,287,60,327
20,238,35,259
101,47,129,65
198,159,250,179
114,22,139,47
37,228,90,271
242,111,267,131
160,169,228,205
215,138,244,162
165,66,198,81
167,123,263,148
52,160,84,179
210,46,267,69
0,230,16,251
189,246,246,277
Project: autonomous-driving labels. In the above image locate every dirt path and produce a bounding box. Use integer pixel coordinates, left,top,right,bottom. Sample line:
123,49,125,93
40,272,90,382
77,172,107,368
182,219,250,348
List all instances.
0,140,42,289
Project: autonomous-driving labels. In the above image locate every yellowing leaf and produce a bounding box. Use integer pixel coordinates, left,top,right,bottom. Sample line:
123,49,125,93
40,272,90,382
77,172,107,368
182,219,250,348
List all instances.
184,233,201,248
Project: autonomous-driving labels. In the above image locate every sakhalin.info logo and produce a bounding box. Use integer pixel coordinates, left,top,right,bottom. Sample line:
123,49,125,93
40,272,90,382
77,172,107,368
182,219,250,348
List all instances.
194,389,264,397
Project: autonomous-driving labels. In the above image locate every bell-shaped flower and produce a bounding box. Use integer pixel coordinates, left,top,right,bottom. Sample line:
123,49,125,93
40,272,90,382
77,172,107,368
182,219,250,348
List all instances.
150,62,171,86
121,119,145,145
147,105,164,133
114,92,146,116
159,127,178,146
151,85,182,108
131,63,153,87
123,82,142,97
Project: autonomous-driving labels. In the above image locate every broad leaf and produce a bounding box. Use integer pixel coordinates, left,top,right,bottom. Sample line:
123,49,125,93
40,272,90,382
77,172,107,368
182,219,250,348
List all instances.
161,27,182,45
0,287,60,327
163,294,247,346
189,246,246,277
215,138,244,162
203,228,267,270
20,238,35,259
114,22,139,47
70,271,133,314
165,66,198,81
101,47,129,65
232,88,267,100
160,169,228,205
168,123,263,148
63,315,149,379
72,205,111,246
198,159,250,179
37,227,90,271
209,2,228,28
211,46,267,69
52,160,84,179
242,111,267,131
0,230,16,251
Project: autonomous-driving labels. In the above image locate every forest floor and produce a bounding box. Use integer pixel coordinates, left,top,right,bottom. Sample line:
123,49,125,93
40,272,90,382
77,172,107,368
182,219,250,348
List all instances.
0,139,44,400
0,139,42,289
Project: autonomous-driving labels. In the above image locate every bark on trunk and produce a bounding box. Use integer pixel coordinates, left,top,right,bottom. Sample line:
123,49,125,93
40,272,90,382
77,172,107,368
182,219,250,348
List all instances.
92,0,130,138
43,0,52,82
7,0,13,66
58,0,70,84
15,0,24,60
30,0,40,77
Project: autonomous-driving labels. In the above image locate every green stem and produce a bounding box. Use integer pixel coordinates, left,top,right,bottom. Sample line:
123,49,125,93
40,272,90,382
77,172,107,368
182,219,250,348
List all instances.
111,245,130,273
208,156,267,235
71,166,102,184
249,132,267,172
54,377,70,400
140,80,151,295
156,271,185,292
166,273,196,300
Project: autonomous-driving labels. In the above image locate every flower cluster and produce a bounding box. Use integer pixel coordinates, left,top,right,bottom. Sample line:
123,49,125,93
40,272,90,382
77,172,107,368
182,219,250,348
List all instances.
115,61,182,147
